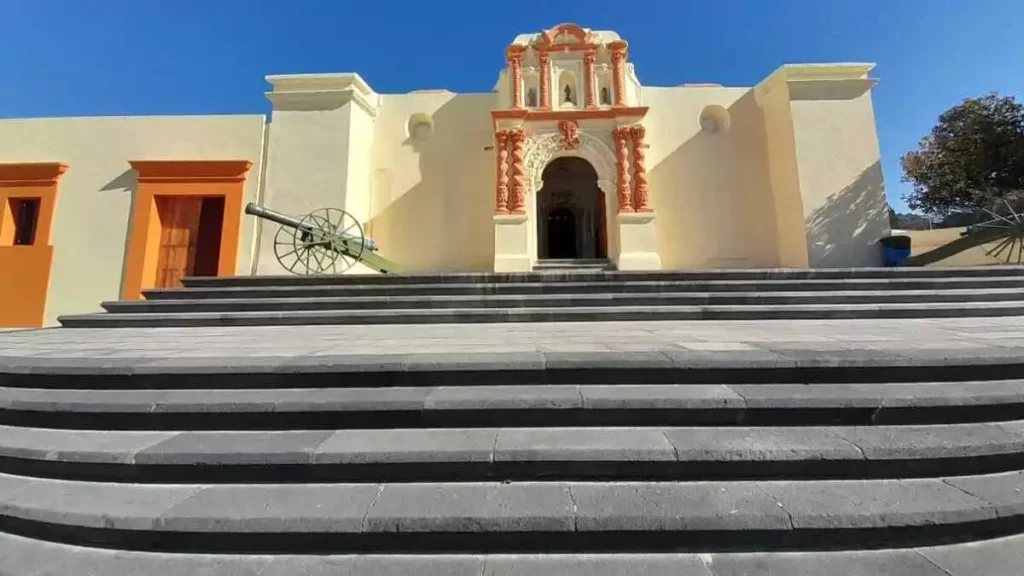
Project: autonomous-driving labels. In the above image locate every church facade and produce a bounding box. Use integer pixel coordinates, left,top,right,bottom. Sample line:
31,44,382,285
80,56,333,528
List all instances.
0,24,890,326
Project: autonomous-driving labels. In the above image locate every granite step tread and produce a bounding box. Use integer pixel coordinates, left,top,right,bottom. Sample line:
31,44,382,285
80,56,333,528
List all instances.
145,276,1024,299
5,350,1024,388
1,530,1021,576
179,265,1024,287
100,288,1024,313
0,470,1019,552
1,423,1023,482
2,381,1023,429
56,300,1024,328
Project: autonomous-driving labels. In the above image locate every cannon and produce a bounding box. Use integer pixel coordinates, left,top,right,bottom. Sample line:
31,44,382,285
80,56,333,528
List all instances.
244,203,400,275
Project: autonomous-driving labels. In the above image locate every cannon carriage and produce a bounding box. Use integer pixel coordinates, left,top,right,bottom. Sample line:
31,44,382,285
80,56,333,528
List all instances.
244,203,401,275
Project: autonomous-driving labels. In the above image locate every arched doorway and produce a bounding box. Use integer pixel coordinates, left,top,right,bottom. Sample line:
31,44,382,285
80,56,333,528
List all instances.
537,157,607,260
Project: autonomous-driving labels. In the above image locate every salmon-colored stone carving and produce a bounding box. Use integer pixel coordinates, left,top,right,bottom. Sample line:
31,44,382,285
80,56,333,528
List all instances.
538,51,551,110
630,125,651,212
494,130,510,214
584,49,598,109
609,40,628,107
558,120,581,151
613,126,633,212
508,129,527,213
506,46,525,109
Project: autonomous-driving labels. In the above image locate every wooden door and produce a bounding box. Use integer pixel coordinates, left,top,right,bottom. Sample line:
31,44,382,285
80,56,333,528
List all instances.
596,189,608,258
154,196,203,289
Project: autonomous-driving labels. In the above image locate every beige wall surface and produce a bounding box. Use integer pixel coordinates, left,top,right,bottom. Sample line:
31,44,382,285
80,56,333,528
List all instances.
368,91,498,272
790,89,888,267
902,227,1010,266
643,86,781,269
0,115,266,324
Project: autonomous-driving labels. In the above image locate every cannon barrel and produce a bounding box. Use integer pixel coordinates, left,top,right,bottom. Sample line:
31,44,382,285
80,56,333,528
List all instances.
245,203,305,230
245,202,378,252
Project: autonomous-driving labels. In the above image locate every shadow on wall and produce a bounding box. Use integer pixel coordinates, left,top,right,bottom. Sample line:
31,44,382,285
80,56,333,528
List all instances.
100,168,138,298
368,95,495,272
645,89,781,269
804,161,888,267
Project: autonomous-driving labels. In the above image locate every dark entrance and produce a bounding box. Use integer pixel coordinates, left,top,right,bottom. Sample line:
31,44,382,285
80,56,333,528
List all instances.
546,208,577,258
537,157,607,260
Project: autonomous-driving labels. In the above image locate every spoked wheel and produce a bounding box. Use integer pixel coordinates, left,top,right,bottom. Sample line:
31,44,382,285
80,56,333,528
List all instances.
272,208,365,275
976,201,1024,265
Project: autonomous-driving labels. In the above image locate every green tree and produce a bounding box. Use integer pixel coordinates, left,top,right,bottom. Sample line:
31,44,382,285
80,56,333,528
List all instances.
901,93,1024,216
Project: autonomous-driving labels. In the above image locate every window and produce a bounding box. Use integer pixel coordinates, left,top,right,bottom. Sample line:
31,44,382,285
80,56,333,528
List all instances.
600,86,611,105
7,198,40,246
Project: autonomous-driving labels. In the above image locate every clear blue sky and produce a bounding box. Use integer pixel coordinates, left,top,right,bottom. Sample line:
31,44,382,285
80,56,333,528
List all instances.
2,0,1022,212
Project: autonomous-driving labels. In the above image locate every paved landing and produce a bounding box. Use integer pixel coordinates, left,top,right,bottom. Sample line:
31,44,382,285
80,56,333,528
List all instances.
1,317,1023,361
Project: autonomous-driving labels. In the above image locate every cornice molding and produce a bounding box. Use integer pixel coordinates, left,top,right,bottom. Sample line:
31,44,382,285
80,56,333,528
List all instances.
0,162,68,187
491,106,648,124
754,62,878,105
128,160,253,183
265,73,380,116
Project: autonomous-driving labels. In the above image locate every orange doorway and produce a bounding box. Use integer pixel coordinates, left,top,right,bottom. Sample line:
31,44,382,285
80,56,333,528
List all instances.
154,196,225,289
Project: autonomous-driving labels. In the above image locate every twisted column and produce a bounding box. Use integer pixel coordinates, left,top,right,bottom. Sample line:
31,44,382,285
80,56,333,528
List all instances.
494,130,510,214
538,51,551,110
613,126,633,213
508,129,527,214
609,41,628,107
630,125,651,212
506,47,524,109
584,49,597,109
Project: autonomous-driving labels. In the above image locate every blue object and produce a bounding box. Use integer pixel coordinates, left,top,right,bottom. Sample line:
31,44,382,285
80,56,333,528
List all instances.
882,246,911,267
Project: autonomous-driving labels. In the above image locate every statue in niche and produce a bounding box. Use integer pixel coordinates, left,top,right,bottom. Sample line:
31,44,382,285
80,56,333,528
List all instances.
526,88,538,108
601,86,611,105
563,84,576,105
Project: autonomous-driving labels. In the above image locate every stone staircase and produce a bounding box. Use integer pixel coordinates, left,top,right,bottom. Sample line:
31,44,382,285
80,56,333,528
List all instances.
2,268,1024,573
57,265,1024,327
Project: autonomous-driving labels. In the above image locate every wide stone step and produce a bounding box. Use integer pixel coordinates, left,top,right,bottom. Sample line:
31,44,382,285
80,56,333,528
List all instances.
101,288,1024,314
0,470,1018,553
5,347,1024,389
58,300,1024,327
179,265,1024,288
3,381,1023,430
1,528,1020,576
145,276,1024,299
2,423,1023,483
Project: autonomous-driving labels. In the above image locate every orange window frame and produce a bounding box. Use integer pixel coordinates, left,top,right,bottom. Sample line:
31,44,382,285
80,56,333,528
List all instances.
122,160,252,300
0,162,68,327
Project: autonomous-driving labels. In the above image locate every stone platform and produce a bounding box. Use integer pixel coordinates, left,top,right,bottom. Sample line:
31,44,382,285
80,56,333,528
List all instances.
1,316,1024,574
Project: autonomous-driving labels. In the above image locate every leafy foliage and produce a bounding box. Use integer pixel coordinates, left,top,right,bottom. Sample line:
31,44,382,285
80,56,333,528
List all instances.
901,94,1024,215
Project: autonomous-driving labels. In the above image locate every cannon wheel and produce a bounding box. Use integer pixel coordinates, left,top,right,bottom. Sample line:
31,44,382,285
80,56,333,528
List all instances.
972,201,1024,265
273,208,365,275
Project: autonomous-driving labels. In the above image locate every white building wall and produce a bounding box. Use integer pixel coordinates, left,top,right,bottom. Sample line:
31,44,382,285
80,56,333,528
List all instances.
0,114,266,324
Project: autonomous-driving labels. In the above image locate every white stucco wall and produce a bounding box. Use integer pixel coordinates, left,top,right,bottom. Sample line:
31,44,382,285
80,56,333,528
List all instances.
368,91,497,272
643,85,780,269
790,86,889,267
0,115,266,324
